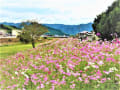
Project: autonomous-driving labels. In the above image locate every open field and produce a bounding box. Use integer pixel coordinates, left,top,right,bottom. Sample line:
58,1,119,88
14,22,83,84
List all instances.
0,43,39,59
0,38,54,59
0,38,120,90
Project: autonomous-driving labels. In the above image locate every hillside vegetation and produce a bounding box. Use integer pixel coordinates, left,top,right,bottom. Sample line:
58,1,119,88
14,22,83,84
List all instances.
43,23,93,35
0,24,19,34
92,0,120,40
0,22,93,35
44,26,69,36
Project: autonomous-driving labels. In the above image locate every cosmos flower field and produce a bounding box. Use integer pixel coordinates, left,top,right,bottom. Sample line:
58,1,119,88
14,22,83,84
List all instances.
0,38,120,90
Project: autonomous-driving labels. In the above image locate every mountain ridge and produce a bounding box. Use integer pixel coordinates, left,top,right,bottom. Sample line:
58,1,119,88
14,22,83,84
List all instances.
0,22,93,35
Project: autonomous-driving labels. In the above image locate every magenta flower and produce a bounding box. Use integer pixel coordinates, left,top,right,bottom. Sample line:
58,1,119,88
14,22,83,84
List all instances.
44,67,49,72
96,33,101,36
96,70,102,76
84,78,89,83
101,78,107,83
70,84,76,89
116,74,120,78
103,71,110,74
30,54,33,59
44,76,48,81
78,77,83,81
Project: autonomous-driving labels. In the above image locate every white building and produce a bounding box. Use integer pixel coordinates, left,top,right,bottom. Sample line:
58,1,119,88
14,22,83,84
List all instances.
12,29,21,36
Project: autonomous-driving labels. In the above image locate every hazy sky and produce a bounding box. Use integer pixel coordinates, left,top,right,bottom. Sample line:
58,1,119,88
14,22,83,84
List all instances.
0,0,115,24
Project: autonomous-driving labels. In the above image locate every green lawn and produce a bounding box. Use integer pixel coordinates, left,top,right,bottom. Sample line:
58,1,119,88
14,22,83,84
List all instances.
0,37,54,59
0,42,41,59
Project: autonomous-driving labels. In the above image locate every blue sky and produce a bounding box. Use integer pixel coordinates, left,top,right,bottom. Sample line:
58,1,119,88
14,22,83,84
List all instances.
0,0,115,24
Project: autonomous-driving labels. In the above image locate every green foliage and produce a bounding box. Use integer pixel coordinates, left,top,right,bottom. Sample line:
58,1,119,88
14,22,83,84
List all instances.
0,24,14,34
92,0,120,40
116,21,120,33
44,26,68,36
18,32,31,44
19,21,48,48
70,35,75,38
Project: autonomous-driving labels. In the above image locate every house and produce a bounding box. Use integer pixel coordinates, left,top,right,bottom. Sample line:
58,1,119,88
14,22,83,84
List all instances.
77,31,95,41
0,24,21,37
0,29,8,37
12,29,21,37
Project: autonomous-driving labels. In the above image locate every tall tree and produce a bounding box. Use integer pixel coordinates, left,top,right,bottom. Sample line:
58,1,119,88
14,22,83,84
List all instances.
92,0,120,40
20,21,48,48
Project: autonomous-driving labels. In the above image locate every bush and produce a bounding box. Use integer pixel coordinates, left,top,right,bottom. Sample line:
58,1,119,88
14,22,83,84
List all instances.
17,34,30,44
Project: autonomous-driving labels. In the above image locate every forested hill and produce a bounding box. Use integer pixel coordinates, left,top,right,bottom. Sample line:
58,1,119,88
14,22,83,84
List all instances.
0,22,93,35
43,23,93,35
92,0,120,40
43,26,69,36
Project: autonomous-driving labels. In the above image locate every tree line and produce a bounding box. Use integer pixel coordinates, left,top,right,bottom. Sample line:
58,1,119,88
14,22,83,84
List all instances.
92,0,120,40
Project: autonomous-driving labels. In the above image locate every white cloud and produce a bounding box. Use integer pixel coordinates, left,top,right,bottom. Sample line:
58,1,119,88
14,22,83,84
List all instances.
0,0,115,24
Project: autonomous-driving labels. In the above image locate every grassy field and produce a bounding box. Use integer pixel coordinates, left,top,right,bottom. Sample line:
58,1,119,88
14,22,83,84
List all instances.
0,38,53,59
0,43,38,59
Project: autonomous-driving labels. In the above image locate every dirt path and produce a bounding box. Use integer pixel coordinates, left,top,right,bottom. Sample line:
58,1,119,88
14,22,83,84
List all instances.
36,38,59,47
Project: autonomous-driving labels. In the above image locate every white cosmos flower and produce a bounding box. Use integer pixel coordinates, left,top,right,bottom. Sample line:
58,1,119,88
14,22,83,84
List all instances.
88,62,94,65
84,66,90,70
12,76,14,79
97,61,104,66
109,67,118,72
24,74,29,78
21,72,25,75
15,71,18,75
21,72,29,78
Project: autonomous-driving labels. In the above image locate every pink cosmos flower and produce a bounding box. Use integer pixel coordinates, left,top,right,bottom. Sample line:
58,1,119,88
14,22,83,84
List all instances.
103,71,110,74
89,76,97,80
82,74,87,77
35,55,42,60
55,63,60,69
0,80,5,84
70,84,76,89
80,70,83,73
92,65,99,68
84,78,89,83
44,67,49,72
31,74,38,79
37,86,40,89
116,74,120,78
31,79,37,85
96,33,101,36
24,78,29,85
38,65,45,70
44,76,48,81
40,84,44,88
12,84,17,88
50,80,58,84
50,85,55,90
96,70,102,76
106,58,115,62
68,64,75,70
59,80,66,85
66,72,71,76
72,72,80,77
78,77,83,81
101,78,106,83
48,71,51,75
30,54,33,59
